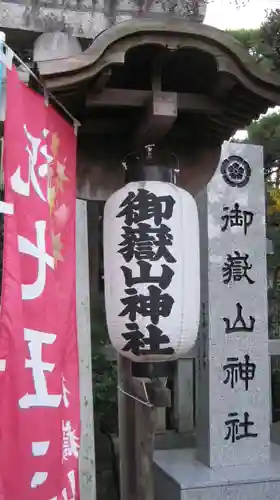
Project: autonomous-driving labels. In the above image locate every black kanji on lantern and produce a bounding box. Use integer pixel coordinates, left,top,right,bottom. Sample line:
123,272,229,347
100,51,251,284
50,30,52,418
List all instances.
117,189,175,226
118,223,176,263
224,412,258,443
121,322,174,356
223,354,256,391
222,251,255,285
119,285,174,325
221,203,254,235
121,261,174,290
223,302,255,334
122,323,144,356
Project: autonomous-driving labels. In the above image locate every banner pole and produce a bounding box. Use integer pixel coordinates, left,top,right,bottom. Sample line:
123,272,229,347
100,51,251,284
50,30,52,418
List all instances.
0,31,13,216
0,31,5,190
2,40,80,129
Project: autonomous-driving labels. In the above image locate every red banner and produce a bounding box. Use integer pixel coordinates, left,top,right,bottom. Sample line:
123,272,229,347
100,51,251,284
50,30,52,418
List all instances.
0,67,80,500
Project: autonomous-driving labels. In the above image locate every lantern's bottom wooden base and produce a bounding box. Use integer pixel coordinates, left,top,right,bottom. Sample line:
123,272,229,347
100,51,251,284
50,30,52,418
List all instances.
131,361,175,379
154,444,280,500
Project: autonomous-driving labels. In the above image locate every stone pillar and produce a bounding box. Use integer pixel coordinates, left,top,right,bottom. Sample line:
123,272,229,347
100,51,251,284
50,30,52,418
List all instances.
196,142,270,468
76,199,96,499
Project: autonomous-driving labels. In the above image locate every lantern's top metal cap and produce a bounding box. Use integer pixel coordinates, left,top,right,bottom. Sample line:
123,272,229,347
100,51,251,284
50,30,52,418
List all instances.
144,144,156,164
123,145,176,183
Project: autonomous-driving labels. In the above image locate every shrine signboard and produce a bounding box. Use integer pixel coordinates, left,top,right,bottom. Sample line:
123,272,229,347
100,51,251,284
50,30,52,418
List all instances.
196,143,270,467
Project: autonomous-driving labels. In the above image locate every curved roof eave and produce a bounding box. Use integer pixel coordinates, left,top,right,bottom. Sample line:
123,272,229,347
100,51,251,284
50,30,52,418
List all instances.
37,18,280,98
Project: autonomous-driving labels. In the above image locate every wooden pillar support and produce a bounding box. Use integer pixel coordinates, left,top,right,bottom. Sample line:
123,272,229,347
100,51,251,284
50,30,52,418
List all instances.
118,356,171,500
135,402,157,500
131,91,178,148
118,356,137,500
132,61,177,148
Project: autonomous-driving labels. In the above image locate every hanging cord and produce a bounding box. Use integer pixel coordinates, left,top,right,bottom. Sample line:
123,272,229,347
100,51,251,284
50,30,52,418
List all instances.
2,40,81,130
118,382,154,407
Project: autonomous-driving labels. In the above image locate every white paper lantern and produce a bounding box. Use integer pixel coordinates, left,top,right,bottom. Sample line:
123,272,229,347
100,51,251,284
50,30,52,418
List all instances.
103,181,200,362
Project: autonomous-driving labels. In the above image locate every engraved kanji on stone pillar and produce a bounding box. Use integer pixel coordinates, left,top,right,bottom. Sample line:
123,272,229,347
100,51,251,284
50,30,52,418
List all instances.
196,143,270,468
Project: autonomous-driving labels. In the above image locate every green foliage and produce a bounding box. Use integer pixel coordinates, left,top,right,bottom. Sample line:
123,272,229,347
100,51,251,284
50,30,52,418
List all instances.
229,28,263,61
229,14,280,223
228,28,272,71
244,111,280,298
92,349,118,432
247,113,280,178
229,9,280,73
91,296,118,433
244,113,280,226
260,9,280,73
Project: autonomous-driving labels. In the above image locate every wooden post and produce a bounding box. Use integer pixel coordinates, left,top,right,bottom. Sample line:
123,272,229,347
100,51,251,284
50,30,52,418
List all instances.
118,356,171,500
135,401,157,500
118,356,137,500
76,199,96,500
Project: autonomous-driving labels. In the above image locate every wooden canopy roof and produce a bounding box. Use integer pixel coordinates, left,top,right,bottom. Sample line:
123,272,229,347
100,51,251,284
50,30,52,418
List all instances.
38,19,280,153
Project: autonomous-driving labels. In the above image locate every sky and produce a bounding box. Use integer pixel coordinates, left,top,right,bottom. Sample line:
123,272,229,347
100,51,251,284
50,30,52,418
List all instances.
205,0,280,30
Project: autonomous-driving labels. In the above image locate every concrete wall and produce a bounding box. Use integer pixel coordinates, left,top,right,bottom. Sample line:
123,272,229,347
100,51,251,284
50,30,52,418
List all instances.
0,0,207,38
